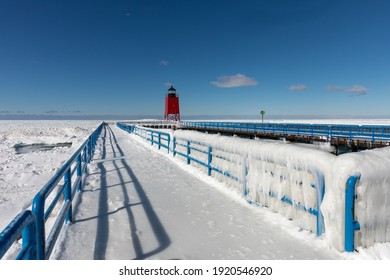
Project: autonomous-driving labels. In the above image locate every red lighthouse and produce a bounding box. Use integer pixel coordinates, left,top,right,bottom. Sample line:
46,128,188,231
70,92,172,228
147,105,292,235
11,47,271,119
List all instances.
164,85,180,121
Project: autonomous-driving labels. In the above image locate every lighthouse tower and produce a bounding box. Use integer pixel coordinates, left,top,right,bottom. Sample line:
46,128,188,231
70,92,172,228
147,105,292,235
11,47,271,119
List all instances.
164,86,180,121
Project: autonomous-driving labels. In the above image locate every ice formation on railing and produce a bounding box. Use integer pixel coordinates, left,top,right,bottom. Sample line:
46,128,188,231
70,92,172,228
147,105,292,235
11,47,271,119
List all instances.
174,130,390,251
124,124,390,252
174,130,334,235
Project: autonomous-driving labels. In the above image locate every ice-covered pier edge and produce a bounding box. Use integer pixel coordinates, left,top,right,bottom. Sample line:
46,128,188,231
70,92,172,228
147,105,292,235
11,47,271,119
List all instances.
132,125,390,252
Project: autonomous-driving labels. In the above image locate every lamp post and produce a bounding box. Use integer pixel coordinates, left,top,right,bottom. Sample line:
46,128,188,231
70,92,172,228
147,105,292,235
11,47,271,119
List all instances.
260,110,265,123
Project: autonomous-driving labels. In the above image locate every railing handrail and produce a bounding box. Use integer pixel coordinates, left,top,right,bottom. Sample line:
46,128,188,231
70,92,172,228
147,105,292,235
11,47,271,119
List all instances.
180,121,390,143
0,122,104,260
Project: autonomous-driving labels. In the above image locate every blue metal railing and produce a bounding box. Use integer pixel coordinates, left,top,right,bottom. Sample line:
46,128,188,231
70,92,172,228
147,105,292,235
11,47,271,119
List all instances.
117,122,135,133
345,175,361,252
117,123,171,153
0,122,104,260
0,210,36,260
181,121,390,144
117,123,325,236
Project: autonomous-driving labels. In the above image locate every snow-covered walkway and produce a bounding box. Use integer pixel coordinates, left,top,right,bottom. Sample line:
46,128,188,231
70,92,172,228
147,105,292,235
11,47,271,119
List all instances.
53,125,340,260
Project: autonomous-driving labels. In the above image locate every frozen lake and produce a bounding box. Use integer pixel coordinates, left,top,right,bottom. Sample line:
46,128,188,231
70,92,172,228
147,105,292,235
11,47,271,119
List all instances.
0,120,100,230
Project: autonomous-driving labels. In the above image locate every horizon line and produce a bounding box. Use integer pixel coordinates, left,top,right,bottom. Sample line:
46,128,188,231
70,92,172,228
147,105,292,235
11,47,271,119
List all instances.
1,113,390,121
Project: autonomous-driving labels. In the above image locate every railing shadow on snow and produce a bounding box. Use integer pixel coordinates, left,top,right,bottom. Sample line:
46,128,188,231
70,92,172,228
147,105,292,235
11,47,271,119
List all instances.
106,125,170,260
70,125,170,260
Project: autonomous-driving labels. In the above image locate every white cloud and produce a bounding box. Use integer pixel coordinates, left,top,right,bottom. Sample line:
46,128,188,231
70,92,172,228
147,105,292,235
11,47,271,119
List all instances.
160,60,169,66
210,73,258,88
326,84,368,97
346,85,368,96
164,82,173,87
289,83,307,91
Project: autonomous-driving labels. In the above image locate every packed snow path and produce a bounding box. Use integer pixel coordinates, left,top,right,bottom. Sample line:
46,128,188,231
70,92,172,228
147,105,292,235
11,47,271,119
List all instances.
54,125,340,260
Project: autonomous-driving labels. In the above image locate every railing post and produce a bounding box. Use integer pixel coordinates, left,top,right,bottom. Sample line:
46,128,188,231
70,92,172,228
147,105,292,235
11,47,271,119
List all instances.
242,156,247,197
22,214,36,260
32,195,45,260
88,138,93,163
167,134,170,154
64,169,72,223
349,127,352,141
83,146,87,172
315,171,325,236
77,154,82,191
158,133,161,150
151,133,154,146
186,141,190,164
207,146,212,176
85,139,90,163
173,137,177,157
91,134,96,155
345,175,361,252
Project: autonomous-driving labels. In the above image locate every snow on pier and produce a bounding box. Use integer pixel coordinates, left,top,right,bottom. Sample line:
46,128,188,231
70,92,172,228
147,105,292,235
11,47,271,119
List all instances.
53,125,339,260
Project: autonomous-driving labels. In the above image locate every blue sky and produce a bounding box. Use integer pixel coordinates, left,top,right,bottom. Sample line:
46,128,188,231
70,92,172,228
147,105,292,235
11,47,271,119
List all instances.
1,0,389,119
